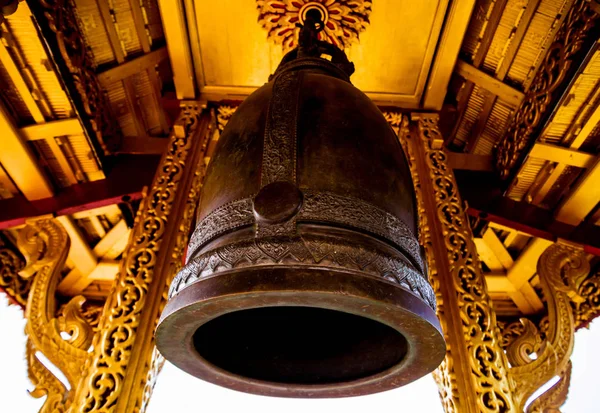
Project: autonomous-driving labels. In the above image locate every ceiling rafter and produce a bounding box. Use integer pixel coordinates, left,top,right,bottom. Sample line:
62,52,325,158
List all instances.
457,169,600,255
464,0,541,152
447,0,509,145
0,155,159,229
58,217,130,296
95,0,170,140
512,42,600,205
0,101,54,200
0,24,80,186
96,0,148,140
455,60,525,107
473,225,544,314
127,0,170,135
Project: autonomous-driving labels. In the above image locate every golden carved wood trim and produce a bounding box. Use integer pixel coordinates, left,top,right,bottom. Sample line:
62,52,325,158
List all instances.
410,113,515,412
69,103,211,413
139,108,215,413
29,0,121,155
574,269,600,329
19,218,95,412
526,361,572,413
387,112,460,413
507,243,589,410
0,232,29,307
494,0,598,179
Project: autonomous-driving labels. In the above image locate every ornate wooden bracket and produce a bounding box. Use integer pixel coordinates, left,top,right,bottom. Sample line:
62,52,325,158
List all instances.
19,218,94,412
402,113,593,413
494,0,599,180
506,243,589,411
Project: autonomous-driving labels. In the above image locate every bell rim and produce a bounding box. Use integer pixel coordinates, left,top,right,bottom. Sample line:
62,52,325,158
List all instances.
156,267,445,398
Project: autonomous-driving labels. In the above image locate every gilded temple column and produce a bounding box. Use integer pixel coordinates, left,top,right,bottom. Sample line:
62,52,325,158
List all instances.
405,113,515,412
69,102,214,413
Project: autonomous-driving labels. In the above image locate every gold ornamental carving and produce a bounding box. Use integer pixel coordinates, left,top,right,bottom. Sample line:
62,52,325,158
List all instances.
216,105,237,131
139,107,214,413
506,243,589,411
19,219,95,413
526,362,572,413
256,0,372,52
34,0,120,154
494,0,598,179
389,112,459,413
0,232,30,307
69,103,211,413
573,269,600,329
412,113,515,412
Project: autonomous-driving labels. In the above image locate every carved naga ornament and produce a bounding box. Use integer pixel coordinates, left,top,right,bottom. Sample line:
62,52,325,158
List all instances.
157,13,444,398
506,243,590,411
19,219,95,413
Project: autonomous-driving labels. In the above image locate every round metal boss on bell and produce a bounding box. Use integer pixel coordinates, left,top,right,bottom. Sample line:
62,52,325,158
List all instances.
156,16,444,398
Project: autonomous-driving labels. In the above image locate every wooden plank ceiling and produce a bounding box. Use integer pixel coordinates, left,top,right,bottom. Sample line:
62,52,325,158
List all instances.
0,0,172,202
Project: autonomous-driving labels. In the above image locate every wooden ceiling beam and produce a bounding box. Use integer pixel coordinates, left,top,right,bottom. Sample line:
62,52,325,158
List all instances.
97,47,169,86
528,142,596,168
485,274,517,292
446,152,493,171
93,220,129,258
0,155,159,230
456,170,600,255
528,95,600,205
422,0,476,109
446,0,508,145
0,41,45,123
0,163,19,198
116,136,169,155
20,118,83,141
128,0,151,53
465,0,542,153
56,215,96,270
96,0,126,62
455,60,525,107
158,0,196,99
1,24,83,187
495,0,541,80
0,102,54,200
127,0,170,136
506,238,550,314
555,155,600,225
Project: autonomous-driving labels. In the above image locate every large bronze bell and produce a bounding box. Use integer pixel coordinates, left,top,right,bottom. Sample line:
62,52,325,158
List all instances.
156,13,444,398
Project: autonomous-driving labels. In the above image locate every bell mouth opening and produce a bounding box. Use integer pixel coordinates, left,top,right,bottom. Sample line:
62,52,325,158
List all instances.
193,306,408,385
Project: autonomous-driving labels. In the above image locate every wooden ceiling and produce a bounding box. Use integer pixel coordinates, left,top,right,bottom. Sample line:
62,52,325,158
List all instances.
1,0,600,318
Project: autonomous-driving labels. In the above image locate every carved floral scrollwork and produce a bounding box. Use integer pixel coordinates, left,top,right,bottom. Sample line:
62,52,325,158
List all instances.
0,232,30,307
35,0,120,154
139,107,213,413
494,0,598,179
507,243,589,411
413,113,515,412
256,0,372,52
390,113,460,413
18,219,94,413
71,103,207,412
217,105,237,131
526,362,572,413
573,270,600,329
